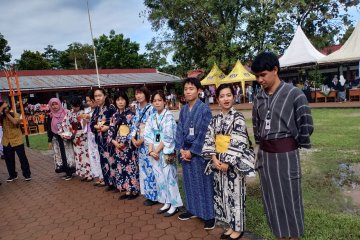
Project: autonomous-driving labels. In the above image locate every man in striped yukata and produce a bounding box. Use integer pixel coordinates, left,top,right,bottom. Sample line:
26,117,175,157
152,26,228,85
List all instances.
251,52,313,239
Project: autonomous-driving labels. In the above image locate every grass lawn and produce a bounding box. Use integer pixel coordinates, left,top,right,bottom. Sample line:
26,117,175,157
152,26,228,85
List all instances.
25,109,360,239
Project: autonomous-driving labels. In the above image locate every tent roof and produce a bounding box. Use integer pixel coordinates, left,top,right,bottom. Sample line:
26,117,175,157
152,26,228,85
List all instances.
318,22,360,64
279,26,325,68
219,60,256,86
200,63,225,86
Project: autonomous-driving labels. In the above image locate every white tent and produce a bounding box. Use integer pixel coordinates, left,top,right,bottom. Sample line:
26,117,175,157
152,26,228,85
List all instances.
279,26,325,68
318,22,360,64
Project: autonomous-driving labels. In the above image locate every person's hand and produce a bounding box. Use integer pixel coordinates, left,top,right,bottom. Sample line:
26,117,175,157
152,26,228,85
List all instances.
150,151,159,160
220,162,229,172
131,137,139,148
212,157,222,170
48,142,52,150
180,149,192,161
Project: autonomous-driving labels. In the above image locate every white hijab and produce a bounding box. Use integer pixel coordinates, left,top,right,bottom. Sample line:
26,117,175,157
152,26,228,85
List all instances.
339,75,346,86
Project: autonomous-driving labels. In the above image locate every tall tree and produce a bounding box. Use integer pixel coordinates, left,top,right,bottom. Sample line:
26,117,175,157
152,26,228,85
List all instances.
94,30,146,69
42,45,61,69
17,50,50,70
59,42,95,69
0,33,11,68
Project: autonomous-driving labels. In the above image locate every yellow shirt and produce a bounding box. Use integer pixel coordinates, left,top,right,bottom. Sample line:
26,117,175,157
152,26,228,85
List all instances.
2,112,24,147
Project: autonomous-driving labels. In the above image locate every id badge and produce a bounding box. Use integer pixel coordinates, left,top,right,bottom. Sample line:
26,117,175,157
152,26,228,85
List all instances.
265,119,271,130
189,127,195,136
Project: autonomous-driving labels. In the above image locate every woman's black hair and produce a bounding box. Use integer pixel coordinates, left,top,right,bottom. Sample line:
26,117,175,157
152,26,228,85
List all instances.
183,77,201,89
113,91,129,109
151,90,166,103
215,84,235,98
93,88,111,107
135,86,151,102
85,90,95,100
251,51,280,74
69,96,84,110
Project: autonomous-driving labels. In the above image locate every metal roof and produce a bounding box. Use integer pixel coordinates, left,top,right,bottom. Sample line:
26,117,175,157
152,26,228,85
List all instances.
0,69,181,93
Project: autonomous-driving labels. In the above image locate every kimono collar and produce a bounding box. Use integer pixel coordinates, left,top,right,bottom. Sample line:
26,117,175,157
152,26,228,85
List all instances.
156,108,168,117
220,107,235,117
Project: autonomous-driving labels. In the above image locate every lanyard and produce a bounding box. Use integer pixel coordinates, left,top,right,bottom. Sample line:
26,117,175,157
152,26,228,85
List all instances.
155,109,167,130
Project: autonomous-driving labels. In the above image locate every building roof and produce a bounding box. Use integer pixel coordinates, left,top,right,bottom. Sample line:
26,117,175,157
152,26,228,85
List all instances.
0,68,181,93
279,26,325,68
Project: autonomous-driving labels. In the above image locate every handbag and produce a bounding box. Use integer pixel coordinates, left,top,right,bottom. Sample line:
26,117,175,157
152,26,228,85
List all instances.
164,152,176,164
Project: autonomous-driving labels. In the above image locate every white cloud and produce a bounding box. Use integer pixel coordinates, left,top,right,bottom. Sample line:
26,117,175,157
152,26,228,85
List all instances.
0,0,156,61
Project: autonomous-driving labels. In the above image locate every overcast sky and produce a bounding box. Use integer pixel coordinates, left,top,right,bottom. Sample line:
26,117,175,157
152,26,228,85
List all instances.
0,0,156,61
0,1,359,62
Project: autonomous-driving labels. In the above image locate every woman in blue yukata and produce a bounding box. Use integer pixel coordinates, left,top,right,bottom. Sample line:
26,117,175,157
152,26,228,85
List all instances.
90,88,116,192
144,90,183,217
107,91,140,200
131,86,158,206
202,84,255,240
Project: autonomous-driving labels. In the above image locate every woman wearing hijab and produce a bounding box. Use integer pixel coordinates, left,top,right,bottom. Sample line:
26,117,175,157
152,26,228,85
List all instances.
47,98,75,180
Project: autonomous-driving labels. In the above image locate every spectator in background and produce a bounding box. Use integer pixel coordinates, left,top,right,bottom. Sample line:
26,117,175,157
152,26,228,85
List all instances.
0,101,32,182
338,75,347,102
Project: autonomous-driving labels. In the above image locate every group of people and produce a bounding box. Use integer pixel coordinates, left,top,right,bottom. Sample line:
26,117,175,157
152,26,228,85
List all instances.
2,52,313,240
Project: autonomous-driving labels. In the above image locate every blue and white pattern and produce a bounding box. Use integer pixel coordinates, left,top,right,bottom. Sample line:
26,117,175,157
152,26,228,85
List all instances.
144,109,183,207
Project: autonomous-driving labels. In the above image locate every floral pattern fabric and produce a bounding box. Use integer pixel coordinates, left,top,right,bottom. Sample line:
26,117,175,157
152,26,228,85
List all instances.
107,108,139,193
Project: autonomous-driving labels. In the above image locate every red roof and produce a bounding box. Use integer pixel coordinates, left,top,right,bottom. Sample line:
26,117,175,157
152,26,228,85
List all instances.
320,45,342,55
187,69,204,78
0,68,157,77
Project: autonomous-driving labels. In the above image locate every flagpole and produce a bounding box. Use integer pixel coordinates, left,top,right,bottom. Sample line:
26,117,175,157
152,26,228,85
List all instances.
86,0,101,87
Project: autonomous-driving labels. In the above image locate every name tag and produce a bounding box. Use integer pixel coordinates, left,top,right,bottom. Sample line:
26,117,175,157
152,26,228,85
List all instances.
189,127,195,136
265,119,271,130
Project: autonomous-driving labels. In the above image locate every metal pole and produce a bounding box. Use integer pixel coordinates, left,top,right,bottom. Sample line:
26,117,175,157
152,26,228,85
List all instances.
86,0,101,87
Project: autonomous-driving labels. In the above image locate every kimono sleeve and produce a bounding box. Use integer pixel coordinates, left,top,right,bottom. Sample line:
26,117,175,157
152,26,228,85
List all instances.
175,107,185,151
252,97,260,144
107,113,117,144
90,107,99,134
162,113,176,154
144,114,155,146
126,112,135,143
60,111,71,135
294,91,314,148
202,116,216,160
188,106,212,156
130,107,140,137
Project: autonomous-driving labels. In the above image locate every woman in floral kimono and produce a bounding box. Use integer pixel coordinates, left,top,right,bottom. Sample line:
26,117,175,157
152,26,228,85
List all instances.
47,98,75,180
90,88,116,191
131,86,157,206
144,90,183,217
108,91,139,200
84,92,104,186
62,96,92,181
202,84,255,240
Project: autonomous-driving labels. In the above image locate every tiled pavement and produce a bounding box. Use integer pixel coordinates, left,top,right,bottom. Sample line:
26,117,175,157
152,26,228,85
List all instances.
0,148,258,240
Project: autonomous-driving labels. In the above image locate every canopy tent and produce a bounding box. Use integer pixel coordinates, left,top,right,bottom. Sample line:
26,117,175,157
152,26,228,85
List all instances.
219,60,256,99
200,63,225,86
279,26,325,68
318,22,360,64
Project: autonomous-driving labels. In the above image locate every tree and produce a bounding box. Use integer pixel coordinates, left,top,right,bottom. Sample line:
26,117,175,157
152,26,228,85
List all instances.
340,24,355,44
0,33,11,68
143,0,360,70
142,38,169,68
17,50,50,70
42,45,61,69
94,30,146,69
59,42,95,69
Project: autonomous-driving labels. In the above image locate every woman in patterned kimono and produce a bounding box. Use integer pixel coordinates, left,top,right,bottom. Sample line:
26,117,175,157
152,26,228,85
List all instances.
90,88,116,191
108,91,139,200
202,84,255,240
84,92,104,186
144,90,183,217
47,98,75,180
130,86,157,206
62,96,92,181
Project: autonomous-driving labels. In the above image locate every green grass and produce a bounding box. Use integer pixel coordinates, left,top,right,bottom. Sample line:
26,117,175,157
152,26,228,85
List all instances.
24,133,48,151
26,109,360,239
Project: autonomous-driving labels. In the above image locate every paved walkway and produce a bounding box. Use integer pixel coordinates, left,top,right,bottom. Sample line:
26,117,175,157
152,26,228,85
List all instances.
0,149,260,240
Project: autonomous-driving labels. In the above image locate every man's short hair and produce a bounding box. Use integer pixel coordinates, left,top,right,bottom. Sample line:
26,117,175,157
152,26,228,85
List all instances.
251,52,280,74
183,78,201,90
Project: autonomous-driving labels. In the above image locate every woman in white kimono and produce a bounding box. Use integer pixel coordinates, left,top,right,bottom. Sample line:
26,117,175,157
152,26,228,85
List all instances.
202,84,255,240
144,90,183,217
